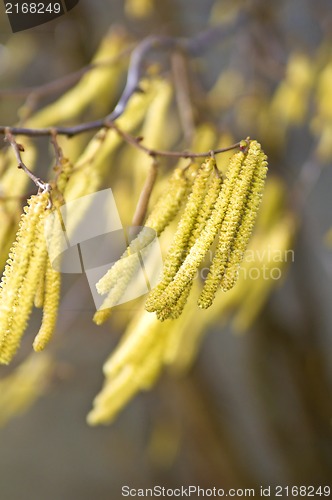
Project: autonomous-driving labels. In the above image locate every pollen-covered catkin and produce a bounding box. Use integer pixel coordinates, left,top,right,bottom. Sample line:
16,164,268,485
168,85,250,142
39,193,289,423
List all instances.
87,310,169,425
0,193,49,364
145,158,215,312
146,164,199,234
146,149,246,313
156,166,223,320
220,153,268,291
34,253,48,309
33,259,61,352
93,253,140,325
198,141,268,308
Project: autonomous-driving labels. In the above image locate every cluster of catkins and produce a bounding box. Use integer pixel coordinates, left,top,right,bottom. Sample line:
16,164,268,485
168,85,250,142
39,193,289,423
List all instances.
0,192,60,365
96,140,268,322
0,140,267,365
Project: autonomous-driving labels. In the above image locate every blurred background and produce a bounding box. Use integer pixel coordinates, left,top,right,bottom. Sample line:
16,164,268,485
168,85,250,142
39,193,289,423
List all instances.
0,0,332,498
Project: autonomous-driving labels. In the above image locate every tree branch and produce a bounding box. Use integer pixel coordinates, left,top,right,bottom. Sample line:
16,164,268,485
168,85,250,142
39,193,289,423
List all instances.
4,130,51,193
0,23,240,139
0,47,133,101
131,159,159,227
106,121,245,159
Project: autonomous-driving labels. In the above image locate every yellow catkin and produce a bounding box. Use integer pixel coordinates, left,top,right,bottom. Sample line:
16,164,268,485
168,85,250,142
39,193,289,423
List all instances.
135,336,167,390
27,31,127,129
232,216,295,331
0,194,48,328
193,177,295,333
96,228,157,297
34,252,48,309
312,60,332,161
130,80,173,191
87,319,168,425
198,141,268,308
103,310,165,378
125,0,154,19
93,253,140,325
0,193,49,364
93,308,113,326
145,164,198,234
325,227,332,248
271,53,314,126
145,158,215,312
146,150,245,313
33,260,61,352
219,153,268,291
87,366,137,425
0,352,53,427
0,142,37,270
0,211,48,362
157,167,223,320
55,156,75,195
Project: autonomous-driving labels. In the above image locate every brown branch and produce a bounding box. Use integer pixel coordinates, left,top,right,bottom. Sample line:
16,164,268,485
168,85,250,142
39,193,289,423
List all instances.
50,131,64,168
0,23,246,190
107,121,245,159
131,159,159,227
0,23,241,139
4,130,50,192
3,122,245,194
0,48,133,101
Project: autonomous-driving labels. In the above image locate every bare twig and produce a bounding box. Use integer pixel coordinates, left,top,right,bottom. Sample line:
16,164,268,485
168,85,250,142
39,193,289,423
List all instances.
0,23,245,191
106,121,244,158
0,48,133,101
4,130,50,192
50,131,64,168
131,159,159,227
0,23,240,139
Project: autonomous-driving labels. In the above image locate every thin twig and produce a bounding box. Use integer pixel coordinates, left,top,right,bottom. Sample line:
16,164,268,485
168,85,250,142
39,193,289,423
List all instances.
50,131,64,168
0,47,133,101
0,23,241,139
132,159,159,227
107,121,244,158
0,24,245,191
4,130,50,192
